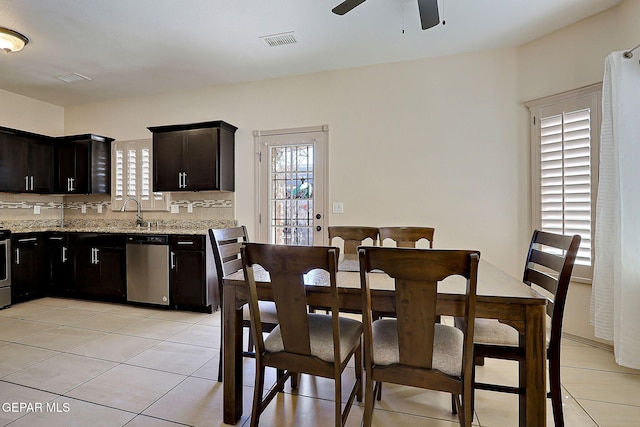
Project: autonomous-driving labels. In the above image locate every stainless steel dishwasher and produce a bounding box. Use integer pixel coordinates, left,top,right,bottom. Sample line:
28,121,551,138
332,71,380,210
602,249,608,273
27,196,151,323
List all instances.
126,234,170,305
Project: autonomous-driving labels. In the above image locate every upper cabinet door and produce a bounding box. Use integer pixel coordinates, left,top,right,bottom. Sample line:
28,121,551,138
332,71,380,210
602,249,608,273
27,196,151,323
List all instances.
150,121,236,192
153,131,186,192
0,128,53,193
0,132,30,192
55,135,113,195
29,139,54,193
183,128,218,191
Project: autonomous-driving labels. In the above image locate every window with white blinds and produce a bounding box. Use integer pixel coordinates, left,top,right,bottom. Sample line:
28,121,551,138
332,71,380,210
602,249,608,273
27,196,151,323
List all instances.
527,84,601,281
111,139,170,211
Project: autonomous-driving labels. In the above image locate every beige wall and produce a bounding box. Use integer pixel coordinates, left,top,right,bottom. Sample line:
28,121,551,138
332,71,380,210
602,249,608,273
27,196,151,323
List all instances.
62,48,524,276
0,88,64,135
2,0,639,343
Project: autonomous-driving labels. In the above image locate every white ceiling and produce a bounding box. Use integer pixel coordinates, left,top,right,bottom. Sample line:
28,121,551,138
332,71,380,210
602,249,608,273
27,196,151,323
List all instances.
0,0,622,107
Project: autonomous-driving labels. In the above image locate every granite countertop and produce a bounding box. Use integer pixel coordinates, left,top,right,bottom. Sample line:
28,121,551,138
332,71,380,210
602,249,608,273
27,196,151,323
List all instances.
2,219,236,235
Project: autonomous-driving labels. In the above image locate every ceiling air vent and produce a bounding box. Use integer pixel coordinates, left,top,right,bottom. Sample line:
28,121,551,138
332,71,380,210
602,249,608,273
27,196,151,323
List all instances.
260,32,297,47
54,72,91,83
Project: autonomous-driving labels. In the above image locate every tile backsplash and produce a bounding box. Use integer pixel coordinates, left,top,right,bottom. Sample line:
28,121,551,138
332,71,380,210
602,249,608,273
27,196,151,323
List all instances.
0,192,235,224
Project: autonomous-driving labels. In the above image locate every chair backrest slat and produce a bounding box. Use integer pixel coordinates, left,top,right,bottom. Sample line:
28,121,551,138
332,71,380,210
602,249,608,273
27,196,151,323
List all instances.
395,277,437,368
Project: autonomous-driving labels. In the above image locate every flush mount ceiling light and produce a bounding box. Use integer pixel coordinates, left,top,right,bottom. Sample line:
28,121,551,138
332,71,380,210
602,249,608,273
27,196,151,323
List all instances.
0,27,29,53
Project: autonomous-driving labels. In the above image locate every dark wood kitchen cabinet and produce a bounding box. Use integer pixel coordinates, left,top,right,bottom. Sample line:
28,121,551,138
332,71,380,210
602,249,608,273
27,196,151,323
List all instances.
55,134,113,194
47,233,71,296
170,234,215,312
0,127,54,193
150,121,236,192
68,233,126,302
11,233,49,302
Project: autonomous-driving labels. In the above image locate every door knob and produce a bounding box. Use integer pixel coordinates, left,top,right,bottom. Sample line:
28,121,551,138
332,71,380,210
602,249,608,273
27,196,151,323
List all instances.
316,226,322,232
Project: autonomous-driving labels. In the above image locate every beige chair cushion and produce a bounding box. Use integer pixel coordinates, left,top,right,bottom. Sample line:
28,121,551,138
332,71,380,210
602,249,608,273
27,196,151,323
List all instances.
371,319,463,377
243,301,279,324
473,318,550,347
263,313,362,363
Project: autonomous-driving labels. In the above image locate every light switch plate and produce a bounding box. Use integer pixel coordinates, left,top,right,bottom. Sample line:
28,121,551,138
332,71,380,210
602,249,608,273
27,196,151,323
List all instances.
332,202,344,214
171,205,179,214
33,206,41,214
81,205,87,214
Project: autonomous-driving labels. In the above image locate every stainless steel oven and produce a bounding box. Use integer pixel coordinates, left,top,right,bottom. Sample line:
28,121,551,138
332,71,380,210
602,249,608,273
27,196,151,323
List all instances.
0,230,11,309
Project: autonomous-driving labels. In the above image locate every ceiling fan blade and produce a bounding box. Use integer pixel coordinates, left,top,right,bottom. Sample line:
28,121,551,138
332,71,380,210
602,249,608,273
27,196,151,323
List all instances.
332,0,367,15
418,0,440,30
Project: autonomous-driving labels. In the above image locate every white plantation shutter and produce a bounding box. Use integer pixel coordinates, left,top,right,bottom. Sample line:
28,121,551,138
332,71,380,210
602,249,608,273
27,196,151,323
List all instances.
540,109,592,266
111,139,170,211
127,148,137,197
527,84,601,280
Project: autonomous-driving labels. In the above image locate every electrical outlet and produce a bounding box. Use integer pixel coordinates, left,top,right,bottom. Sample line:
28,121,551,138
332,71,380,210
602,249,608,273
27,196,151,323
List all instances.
171,205,179,214
33,206,41,214
187,203,193,213
81,205,87,214
97,204,103,214
332,202,344,214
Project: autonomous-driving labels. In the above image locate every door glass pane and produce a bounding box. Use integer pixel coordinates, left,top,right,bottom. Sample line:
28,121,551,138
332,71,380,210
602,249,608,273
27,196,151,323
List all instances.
269,144,314,245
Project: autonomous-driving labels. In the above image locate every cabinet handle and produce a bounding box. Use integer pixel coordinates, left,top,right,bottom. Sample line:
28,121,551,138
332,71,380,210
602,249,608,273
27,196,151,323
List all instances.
91,247,100,264
62,247,68,263
49,237,64,241
71,177,75,191
176,241,194,245
15,248,20,265
25,176,29,191
178,171,187,189
18,237,37,243
170,251,176,269
30,176,34,191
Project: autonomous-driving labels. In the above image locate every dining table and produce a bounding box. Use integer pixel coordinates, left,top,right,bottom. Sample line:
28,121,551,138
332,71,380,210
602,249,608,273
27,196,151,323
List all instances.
222,256,548,427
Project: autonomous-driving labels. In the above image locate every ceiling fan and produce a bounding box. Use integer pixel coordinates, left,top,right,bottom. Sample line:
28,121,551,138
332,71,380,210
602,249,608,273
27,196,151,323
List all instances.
332,0,440,30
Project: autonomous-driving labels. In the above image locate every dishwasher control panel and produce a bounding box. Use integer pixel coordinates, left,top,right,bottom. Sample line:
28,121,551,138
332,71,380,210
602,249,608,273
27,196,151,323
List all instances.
126,234,169,244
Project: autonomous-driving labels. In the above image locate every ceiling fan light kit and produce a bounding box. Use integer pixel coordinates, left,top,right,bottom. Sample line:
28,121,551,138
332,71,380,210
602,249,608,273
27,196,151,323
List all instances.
0,26,29,53
333,0,440,30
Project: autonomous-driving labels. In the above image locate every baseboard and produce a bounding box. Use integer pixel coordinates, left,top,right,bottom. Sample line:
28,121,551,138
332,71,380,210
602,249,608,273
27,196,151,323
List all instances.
564,332,614,352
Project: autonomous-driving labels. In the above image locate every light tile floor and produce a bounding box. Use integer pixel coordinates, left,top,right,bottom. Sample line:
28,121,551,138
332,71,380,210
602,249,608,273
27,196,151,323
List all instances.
0,297,639,426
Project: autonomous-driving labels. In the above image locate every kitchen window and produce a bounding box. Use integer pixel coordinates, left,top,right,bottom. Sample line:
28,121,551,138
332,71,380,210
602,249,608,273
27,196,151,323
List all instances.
111,139,170,211
526,83,601,281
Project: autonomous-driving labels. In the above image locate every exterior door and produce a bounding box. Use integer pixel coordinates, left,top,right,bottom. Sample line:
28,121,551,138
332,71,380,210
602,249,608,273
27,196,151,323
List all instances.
255,126,327,246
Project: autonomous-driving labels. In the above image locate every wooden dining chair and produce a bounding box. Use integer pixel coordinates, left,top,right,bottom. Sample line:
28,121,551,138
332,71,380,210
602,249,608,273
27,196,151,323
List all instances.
456,230,580,427
209,226,279,382
328,226,379,255
241,243,363,427
358,246,480,427
374,226,438,399
378,226,435,248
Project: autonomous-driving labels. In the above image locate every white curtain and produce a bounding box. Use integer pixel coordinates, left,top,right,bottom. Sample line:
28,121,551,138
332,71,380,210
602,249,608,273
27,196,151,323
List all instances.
591,50,640,369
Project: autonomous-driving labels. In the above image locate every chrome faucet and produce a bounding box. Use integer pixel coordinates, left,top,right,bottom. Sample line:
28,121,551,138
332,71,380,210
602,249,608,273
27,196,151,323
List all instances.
120,197,144,227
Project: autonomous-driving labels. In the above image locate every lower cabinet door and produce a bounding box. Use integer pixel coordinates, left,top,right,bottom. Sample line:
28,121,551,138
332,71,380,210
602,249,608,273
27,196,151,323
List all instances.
170,248,206,307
